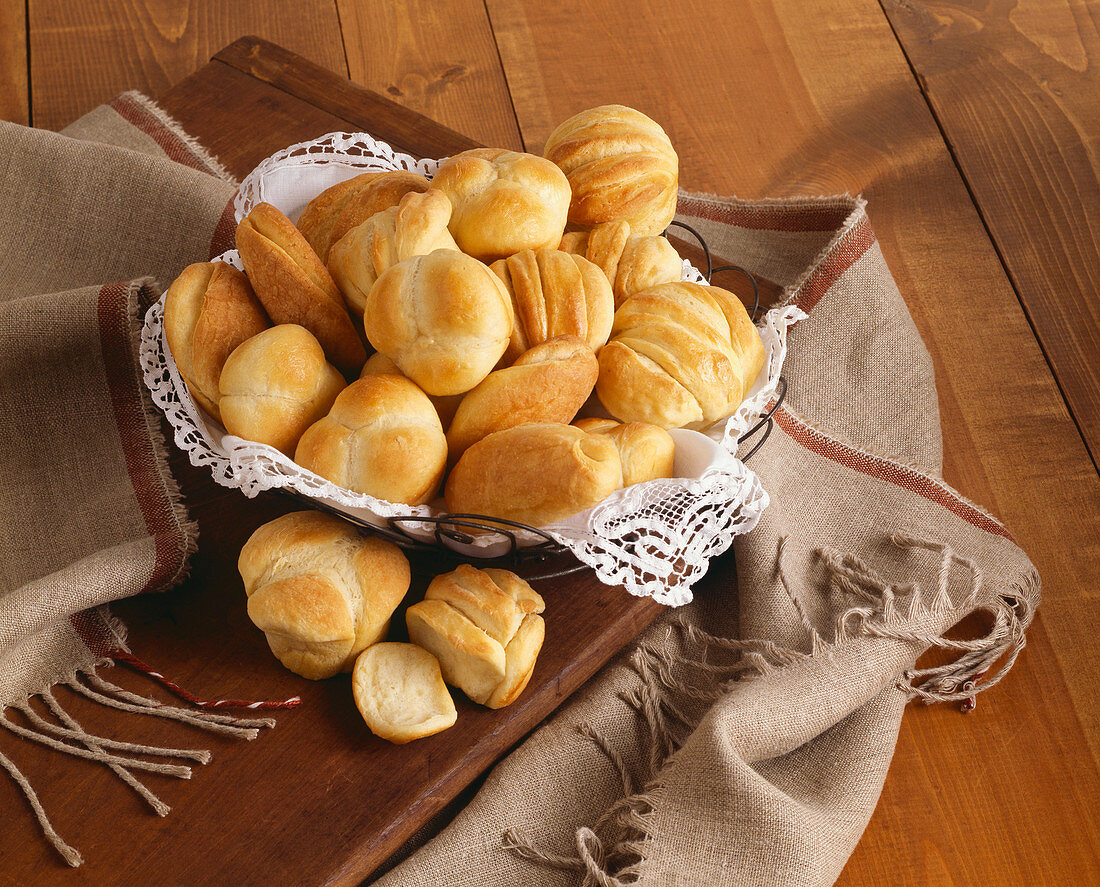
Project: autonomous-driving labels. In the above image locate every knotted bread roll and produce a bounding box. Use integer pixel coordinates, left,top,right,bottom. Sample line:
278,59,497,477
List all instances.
446,336,598,462
219,324,345,455
573,418,676,487
239,511,410,680
489,248,614,364
236,202,366,376
365,249,514,396
544,104,679,236
352,643,456,743
294,374,447,505
560,220,682,306
163,261,269,421
360,352,463,431
596,281,766,428
327,189,459,320
445,424,622,528
430,148,570,261
405,565,545,709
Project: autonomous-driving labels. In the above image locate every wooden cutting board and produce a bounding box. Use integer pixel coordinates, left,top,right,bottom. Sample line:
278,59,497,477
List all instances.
0,37,763,887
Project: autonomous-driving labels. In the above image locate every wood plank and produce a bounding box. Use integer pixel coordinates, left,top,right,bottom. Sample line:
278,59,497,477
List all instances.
484,0,1100,882
337,0,523,151
0,0,28,125
27,0,347,130
882,0,1100,469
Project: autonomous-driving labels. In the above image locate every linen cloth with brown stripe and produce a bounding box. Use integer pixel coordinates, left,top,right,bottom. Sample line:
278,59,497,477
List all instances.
373,195,1039,886
0,97,238,865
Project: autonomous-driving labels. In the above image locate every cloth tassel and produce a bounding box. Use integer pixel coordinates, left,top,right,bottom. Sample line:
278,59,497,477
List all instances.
0,749,83,867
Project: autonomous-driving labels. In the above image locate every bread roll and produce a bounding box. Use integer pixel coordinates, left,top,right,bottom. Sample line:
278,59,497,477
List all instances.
544,104,679,236
327,171,431,253
430,148,570,261
560,221,682,306
406,565,545,708
360,352,462,430
163,261,269,420
445,424,621,528
489,248,614,364
239,511,410,680
573,418,675,487
219,324,345,455
596,281,765,428
236,202,366,376
296,172,386,260
327,189,459,319
352,643,456,743
294,374,447,505
365,249,514,396
446,336,598,462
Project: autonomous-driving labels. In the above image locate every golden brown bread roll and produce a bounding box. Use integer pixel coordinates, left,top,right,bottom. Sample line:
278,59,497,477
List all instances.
239,511,410,680
163,261,269,421
595,281,766,428
573,418,676,487
360,352,462,431
560,221,682,306
352,643,456,743
327,189,459,320
445,424,622,528
446,336,598,462
405,565,545,708
236,202,366,377
294,374,447,505
296,172,386,260
219,324,345,455
364,249,515,396
430,148,570,261
489,248,614,364
327,171,431,254
544,104,679,236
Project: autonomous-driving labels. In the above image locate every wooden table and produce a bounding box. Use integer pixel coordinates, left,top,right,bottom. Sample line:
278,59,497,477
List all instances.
2,3,1099,884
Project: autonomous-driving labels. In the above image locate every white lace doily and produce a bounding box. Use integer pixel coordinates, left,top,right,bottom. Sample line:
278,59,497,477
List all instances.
143,130,804,605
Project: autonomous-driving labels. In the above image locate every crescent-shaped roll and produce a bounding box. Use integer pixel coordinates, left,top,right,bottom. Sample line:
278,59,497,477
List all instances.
364,249,514,397
544,104,679,236
573,418,676,487
294,374,447,505
445,423,622,528
218,324,346,455
560,220,682,306
446,336,598,462
360,352,463,431
296,172,387,260
489,248,614,364
239,511,410,680
236,202,366,377
327,189,460,320
430,148,570,261
163,261,269,420
595,281,765,429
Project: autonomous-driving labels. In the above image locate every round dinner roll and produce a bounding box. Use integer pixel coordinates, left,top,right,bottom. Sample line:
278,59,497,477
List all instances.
445,423,622,528
360,351,463,430
596,281,766,428
239,511,410,680
544,104,679,236
219,324,345,455
489,248,614,364
294,374,447,505
573,418,676,487
364,249,515,396
430,148,570,261
163,261,269,421
327,189,459,320
353,643,457,744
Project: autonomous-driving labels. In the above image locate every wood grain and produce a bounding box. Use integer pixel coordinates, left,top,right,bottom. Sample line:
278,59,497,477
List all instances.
27,0,348,130
882,0,1100,470
485,0,1100,882
337,0,523,150
0,0,28,125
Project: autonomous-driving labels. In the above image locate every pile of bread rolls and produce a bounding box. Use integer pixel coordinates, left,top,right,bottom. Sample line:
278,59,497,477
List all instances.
240,511,546,743
165,103,766,531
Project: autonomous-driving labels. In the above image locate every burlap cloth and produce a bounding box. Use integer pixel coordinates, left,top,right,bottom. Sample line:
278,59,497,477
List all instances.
0,96,1038,883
